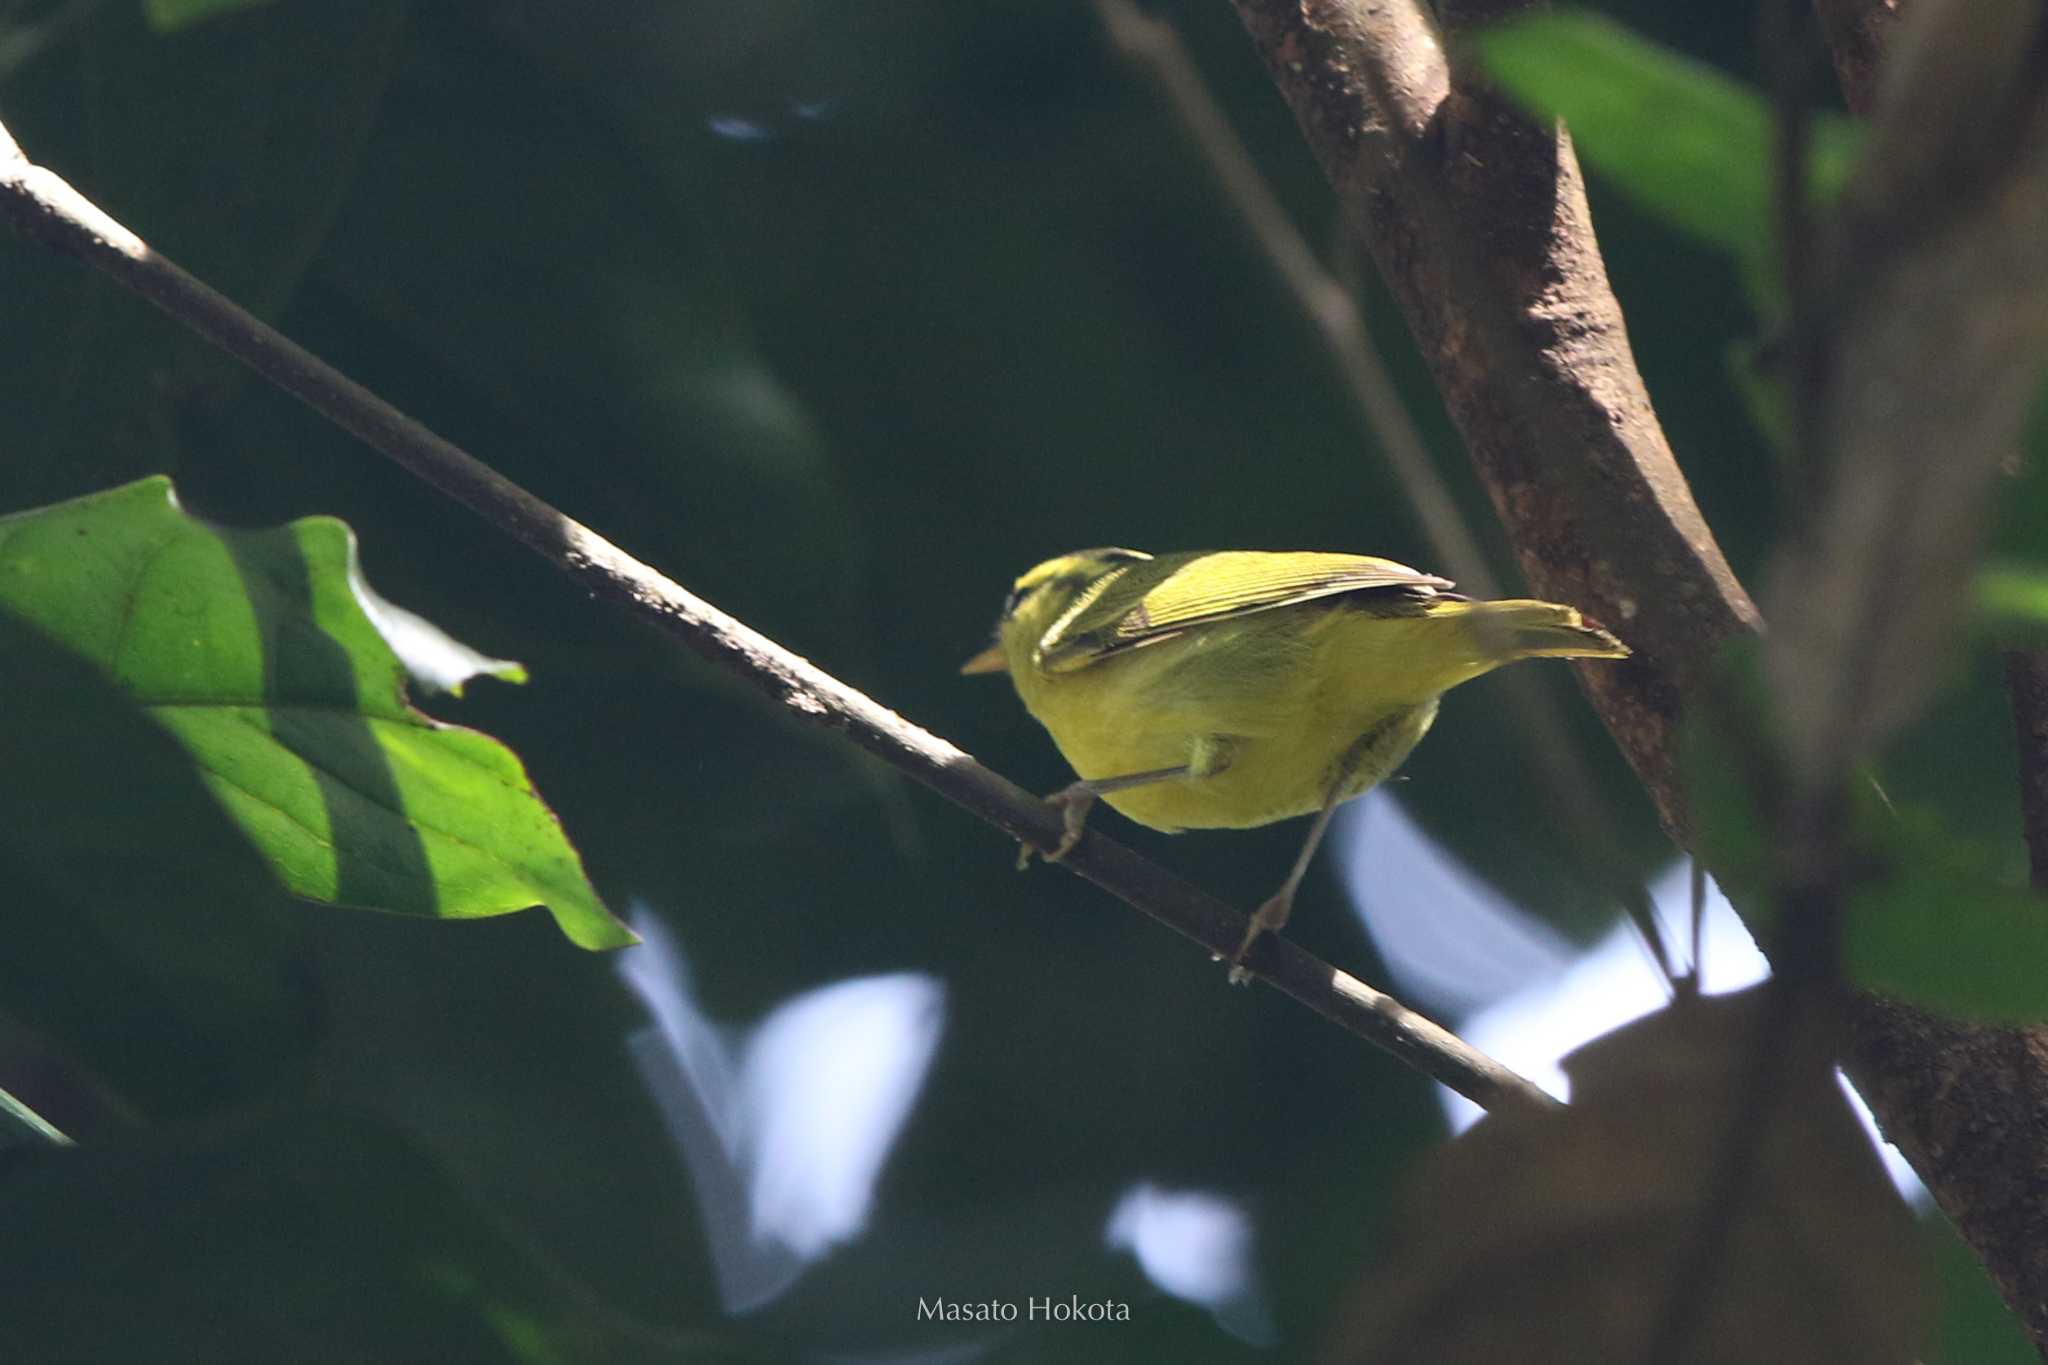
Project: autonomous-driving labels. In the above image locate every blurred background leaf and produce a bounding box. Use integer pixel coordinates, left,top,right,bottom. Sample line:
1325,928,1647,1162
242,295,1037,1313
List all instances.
1329,990,1924,1364
1471,10,1860,282
0,1107,753,1365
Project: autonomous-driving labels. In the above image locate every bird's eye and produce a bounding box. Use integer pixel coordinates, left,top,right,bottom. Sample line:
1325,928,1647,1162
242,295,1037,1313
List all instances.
1001,584,1033,618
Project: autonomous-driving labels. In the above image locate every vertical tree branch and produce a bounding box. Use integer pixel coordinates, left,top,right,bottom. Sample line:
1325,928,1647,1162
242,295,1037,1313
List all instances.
1226,0,1762,841
1228,0,2048,1348
1089,0,1678,981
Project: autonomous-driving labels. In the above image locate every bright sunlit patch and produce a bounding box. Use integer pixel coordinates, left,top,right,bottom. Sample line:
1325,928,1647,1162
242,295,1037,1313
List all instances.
620,909,947,1311
742,974,947,1258
1336,790,1578,1016
1337,806,1928,1204
348,546,525,696
1105,1183,1275,1346
1433,861,1767,1130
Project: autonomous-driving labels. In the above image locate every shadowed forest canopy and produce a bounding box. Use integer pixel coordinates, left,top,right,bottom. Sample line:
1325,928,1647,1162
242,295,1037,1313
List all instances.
1,1,2045,1362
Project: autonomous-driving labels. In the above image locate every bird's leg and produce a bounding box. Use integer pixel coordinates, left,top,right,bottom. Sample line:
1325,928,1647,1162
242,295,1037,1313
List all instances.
1023,737,1236,868
1226,720,1395,985
1023,766,1190,869
1226,785,1343,984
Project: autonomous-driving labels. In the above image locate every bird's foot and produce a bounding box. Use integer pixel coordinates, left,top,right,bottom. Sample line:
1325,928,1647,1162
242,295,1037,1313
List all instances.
1017,783,1098,870
1225,891,1294,986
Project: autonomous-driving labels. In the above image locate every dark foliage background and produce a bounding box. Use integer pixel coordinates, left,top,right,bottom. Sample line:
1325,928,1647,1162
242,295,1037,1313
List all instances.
0,0,2029,1359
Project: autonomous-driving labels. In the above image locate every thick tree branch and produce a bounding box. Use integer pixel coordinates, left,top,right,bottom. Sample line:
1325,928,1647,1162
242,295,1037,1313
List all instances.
1228,0,2048,1347
1088,0,1679,982
0,119,1555,1118
1226,0,1762,842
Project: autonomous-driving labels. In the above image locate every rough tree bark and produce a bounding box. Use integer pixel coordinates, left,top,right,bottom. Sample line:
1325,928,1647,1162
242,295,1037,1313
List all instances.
1226,0,1761,837
1224,0,2048,1350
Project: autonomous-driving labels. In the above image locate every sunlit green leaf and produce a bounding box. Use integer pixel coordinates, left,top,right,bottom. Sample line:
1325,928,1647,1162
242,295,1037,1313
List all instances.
0,477,632,950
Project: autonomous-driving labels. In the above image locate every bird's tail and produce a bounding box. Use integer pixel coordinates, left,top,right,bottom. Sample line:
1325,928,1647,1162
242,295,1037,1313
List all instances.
1458,599,1630,660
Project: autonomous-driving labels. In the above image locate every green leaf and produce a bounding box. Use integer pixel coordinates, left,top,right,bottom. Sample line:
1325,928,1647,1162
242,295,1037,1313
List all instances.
0,0,404,505
141,0,277,31
0,1109,749,1364
1471,11,1861,264
0,608,313,1113
1846,807,2048,1022
0,477,632,950
1975,560,2048,638
1678,636,1777,909
1682,638,2048,1020
1924,1212,2038,1364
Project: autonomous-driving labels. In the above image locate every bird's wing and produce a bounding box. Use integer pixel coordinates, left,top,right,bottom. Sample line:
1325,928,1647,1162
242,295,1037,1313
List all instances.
1037,551,1452,673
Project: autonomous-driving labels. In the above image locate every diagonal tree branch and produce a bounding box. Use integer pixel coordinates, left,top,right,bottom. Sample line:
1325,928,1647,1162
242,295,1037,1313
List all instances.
0,117,1555,1119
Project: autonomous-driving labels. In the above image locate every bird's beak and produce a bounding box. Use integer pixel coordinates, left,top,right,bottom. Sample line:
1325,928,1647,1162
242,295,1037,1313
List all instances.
959,644,1007,676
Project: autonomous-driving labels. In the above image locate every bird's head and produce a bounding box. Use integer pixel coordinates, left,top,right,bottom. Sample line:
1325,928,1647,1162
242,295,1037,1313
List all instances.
959,547,1153,678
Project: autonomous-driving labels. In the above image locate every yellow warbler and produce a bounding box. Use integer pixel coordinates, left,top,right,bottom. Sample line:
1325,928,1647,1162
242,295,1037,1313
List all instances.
963,548,1628,978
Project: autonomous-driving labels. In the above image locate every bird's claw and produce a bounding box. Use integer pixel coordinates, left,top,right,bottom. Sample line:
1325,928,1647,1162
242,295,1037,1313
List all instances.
1017,784,1097,870
1224,892,1295,986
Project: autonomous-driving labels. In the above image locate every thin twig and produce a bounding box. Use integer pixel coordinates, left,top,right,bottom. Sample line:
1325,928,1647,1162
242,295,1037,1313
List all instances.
0,118,1557,1118
1090,0,1678,985
1684,855,1707,995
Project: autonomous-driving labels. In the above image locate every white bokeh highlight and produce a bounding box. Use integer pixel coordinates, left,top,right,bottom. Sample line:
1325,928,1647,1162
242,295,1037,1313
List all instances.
620,908,947,1311
1105,1183,1275,1346
349,552,523,696
1337,791,1926,1202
